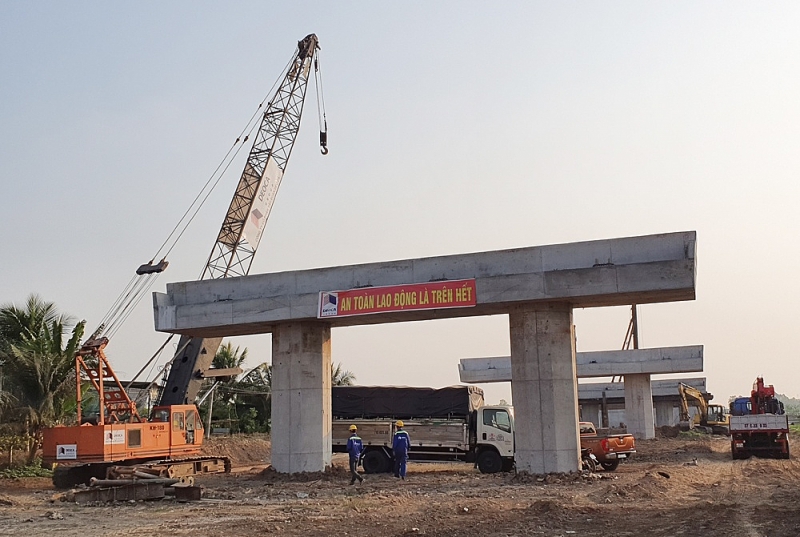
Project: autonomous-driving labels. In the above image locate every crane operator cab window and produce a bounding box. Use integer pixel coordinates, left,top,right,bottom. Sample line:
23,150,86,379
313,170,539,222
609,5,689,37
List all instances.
483,408,512,433
152,409,169,423
172,411,185,432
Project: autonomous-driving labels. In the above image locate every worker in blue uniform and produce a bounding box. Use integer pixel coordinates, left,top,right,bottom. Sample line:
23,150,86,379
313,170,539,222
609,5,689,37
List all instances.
392,420,411,479
346,424,364,485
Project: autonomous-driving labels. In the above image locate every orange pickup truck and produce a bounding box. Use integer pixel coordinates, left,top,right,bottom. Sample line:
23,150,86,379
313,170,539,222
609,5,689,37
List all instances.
579,421,636,471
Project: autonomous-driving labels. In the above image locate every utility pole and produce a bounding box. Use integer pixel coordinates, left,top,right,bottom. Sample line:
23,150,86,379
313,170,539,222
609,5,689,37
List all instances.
206,384,216,434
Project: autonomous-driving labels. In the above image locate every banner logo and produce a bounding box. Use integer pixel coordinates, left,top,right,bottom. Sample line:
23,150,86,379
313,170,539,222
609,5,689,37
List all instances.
319,292,339,317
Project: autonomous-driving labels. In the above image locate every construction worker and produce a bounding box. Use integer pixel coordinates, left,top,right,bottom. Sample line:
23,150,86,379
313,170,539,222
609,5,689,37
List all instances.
346,424,364,485
392,420,410,479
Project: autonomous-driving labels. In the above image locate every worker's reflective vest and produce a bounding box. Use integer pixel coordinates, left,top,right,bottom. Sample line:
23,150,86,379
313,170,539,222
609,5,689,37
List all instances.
346,434,363,460
392,429,410,456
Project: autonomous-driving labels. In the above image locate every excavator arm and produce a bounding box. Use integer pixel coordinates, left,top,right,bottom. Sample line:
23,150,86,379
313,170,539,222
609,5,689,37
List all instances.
679,383,708,423
159,34,322,406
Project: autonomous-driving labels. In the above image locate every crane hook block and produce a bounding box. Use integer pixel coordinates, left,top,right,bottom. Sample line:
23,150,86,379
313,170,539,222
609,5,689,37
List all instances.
320,131,328,155
136,258,170,275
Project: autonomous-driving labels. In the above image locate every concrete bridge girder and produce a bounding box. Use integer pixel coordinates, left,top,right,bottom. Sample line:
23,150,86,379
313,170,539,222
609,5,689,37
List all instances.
458,346,704,439
152,231,698,473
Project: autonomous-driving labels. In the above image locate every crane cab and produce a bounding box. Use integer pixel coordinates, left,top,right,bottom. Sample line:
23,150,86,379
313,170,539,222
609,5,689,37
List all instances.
43,404,204,467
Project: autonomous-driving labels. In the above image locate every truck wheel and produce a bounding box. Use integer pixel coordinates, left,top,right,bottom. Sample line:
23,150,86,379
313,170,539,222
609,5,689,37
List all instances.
362,450,390,474
477,450,502,474
600,460,619,472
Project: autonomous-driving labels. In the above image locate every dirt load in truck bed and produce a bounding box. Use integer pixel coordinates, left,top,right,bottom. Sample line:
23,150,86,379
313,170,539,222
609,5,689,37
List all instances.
0,432,799,536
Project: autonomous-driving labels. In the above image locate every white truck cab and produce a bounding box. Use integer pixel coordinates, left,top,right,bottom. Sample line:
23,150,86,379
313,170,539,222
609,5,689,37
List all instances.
474,405,515,473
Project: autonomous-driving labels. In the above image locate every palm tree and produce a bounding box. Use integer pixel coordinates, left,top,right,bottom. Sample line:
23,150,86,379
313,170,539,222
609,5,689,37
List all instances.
240,362,271,387
205,342,254,433
0,295,85,462
0,294,67,347
213,341,248,371
332,362,356,386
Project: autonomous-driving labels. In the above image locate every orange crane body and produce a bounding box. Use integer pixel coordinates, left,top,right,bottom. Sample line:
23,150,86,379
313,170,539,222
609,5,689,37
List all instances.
43,405,202,465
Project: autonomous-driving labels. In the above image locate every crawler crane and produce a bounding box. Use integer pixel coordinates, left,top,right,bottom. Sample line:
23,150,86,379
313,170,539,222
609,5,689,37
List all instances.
43,34,327,488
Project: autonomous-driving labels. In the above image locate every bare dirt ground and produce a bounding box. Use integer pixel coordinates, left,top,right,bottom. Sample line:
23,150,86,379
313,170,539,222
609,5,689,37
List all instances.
0,433,799,536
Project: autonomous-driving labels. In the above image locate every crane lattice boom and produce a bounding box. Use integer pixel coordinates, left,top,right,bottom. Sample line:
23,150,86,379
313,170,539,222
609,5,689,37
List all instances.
160,34,321,406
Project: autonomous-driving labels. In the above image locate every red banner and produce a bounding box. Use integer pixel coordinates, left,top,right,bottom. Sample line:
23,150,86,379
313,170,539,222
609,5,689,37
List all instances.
318,279,477,318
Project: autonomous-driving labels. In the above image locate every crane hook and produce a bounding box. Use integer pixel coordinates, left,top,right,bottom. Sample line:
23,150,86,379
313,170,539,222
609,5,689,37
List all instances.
320,130,328,155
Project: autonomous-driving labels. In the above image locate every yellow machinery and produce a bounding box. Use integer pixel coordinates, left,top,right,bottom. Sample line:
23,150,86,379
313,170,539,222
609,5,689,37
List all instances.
679,383,730,435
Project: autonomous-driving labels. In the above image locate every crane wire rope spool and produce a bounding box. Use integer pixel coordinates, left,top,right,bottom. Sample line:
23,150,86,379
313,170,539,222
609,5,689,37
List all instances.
87,35,326,393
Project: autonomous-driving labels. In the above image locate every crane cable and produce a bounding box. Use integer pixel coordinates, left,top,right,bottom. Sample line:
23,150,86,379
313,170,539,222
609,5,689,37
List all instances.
314,51,328,155
95,55,296,341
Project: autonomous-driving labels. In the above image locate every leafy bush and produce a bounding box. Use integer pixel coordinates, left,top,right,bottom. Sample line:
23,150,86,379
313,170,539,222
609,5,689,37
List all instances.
0,458,52,479
678,429,708,439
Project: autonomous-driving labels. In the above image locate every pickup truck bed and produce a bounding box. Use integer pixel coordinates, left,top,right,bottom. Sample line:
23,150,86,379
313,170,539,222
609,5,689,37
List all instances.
579,422,636,471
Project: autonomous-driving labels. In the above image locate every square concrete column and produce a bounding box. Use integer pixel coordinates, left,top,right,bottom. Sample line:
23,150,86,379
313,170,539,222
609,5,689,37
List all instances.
510,303,580,474
623,373,655,439
654,401,676,427
271,322,332,473
580,403,601,426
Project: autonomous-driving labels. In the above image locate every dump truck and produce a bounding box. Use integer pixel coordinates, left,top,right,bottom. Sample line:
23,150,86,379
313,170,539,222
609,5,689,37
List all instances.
331,385,515,473
729,377,790,459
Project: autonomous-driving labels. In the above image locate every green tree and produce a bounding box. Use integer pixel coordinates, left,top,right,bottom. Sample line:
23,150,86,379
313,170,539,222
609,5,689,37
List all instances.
0,294,85,462
212,341,248,373
332,362,356,386
0,294,63,345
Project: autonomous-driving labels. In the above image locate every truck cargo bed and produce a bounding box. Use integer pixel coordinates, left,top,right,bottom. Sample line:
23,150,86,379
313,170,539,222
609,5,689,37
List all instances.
332,385,484,420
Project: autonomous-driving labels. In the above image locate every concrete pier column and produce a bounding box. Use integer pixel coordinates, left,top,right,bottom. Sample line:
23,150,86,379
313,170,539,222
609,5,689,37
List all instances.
271,322,332,473
580,403,601,426
654,401,675,427
510,304,580,474
623,373,655,439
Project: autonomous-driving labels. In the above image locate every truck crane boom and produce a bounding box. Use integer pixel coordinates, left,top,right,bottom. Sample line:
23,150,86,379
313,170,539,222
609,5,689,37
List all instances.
160,34,322,406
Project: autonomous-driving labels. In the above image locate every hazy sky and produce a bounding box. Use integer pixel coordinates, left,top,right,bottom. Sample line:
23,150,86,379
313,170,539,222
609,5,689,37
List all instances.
2,2,799,405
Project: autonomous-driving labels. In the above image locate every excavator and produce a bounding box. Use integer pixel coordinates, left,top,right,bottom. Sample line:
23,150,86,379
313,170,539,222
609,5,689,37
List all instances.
42,33,327,488
678,382,730,435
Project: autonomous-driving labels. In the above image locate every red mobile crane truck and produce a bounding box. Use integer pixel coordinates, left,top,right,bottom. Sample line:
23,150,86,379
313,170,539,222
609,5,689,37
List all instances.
729,377,790,459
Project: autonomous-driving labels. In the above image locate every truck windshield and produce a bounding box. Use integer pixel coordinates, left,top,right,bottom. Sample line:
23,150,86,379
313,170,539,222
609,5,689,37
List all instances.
483,409,511,433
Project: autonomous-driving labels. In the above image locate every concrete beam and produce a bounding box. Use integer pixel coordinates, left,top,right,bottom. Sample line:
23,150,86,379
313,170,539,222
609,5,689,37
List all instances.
153,231,697,337
578,378,707,400
458,345,703,383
